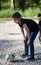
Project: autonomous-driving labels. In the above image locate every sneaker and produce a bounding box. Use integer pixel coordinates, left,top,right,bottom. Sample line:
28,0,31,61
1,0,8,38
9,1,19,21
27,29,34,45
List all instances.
20,53,28,58
27,57,35,61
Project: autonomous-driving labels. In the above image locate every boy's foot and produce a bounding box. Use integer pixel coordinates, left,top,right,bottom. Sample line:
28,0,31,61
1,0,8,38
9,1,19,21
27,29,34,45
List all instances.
20,53,28,58
27,57,35,61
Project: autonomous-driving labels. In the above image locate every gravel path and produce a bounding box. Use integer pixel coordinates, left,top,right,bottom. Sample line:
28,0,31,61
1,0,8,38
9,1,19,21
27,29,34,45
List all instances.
0,20,41,65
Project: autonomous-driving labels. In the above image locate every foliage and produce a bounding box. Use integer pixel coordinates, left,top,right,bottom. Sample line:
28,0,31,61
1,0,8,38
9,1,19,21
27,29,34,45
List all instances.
0,7,40,18
0,0,41,18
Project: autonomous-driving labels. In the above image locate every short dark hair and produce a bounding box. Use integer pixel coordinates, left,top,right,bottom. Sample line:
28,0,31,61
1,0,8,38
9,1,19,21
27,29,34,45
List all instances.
12,12,21,18
38,13,41,17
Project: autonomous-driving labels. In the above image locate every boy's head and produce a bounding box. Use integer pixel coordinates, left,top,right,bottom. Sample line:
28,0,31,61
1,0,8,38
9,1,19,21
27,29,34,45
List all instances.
12,12,21,23
38,13,41,21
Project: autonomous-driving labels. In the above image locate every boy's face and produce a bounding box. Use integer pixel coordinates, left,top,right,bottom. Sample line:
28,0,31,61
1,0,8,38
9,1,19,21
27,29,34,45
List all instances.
14,18,21,24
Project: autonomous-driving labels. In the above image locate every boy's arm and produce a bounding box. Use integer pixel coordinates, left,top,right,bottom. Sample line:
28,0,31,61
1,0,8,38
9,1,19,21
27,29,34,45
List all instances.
20,27,25,38
23,24,30,44
20,27,26,42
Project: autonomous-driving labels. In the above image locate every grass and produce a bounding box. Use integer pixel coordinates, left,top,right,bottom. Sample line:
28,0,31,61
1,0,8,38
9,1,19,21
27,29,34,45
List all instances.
0,7,40,21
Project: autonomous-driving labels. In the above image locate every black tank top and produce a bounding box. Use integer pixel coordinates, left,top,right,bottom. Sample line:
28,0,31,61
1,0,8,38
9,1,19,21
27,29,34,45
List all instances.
18,18,39,32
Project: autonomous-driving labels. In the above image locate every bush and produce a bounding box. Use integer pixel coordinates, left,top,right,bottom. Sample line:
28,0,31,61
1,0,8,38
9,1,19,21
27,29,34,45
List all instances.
1,1,10,9
0,7,40,18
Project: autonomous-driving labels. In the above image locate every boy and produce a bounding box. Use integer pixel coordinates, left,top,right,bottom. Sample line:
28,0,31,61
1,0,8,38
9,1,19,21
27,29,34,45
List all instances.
12,12,39,60
38,13,41,41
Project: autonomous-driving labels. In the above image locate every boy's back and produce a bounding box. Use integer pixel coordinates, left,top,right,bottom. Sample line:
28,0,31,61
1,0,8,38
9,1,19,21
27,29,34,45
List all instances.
18,18,39,32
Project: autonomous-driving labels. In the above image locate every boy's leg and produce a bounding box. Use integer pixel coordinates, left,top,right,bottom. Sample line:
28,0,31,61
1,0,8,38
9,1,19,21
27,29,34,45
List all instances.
29,32,38,59
21,36,28,57
24,43,28,54
24,36,28,54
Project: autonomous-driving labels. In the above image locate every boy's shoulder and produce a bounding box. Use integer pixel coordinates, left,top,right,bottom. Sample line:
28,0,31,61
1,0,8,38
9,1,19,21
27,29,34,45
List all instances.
21,18,31,21
21,18,34,22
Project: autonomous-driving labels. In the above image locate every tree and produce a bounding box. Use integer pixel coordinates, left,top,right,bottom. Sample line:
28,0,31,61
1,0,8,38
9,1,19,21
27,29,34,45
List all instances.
0,0,1,10
11,0,15,9
18,0,26,10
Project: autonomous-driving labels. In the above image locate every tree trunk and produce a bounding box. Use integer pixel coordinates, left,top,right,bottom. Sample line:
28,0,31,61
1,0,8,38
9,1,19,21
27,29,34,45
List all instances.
0,0,1,10
11,0,15,9
26,0,32,7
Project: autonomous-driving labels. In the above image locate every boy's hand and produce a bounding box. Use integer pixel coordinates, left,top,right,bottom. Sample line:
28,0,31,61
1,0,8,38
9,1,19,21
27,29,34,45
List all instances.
27,38,30,45
22,36,30,45
23,37,26,42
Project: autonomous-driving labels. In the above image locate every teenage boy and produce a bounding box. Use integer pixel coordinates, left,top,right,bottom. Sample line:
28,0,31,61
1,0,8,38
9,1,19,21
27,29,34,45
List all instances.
12,12,39,60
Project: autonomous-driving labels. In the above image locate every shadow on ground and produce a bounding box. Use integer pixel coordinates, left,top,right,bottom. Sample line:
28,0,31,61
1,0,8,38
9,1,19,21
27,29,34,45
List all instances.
0,40,41,64
11,59,25,63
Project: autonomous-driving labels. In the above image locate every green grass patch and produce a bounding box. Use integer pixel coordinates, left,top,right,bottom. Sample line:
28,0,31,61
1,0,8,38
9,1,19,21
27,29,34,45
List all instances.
0,7,40,19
